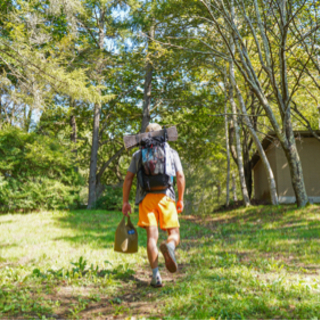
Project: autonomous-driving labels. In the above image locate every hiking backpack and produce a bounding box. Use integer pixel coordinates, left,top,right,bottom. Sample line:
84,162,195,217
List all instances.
137,129,173,191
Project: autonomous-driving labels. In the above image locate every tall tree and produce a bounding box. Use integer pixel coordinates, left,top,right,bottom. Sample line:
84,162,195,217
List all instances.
141,22,155,132
223,75,230,207
196,0,316,206
229,34,250,206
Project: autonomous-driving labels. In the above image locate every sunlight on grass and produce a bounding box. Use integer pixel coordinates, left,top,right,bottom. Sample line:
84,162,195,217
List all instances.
1,205,320,319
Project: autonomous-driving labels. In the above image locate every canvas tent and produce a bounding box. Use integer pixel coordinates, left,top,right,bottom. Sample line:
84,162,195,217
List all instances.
252,131,320,204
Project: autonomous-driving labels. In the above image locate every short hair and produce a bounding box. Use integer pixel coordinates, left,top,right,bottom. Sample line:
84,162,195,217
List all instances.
146,123,162,132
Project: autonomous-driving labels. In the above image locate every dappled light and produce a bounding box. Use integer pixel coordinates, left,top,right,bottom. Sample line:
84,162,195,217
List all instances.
2,0,320,318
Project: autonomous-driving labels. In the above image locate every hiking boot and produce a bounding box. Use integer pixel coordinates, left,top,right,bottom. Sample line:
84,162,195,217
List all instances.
150,275,163,288
160,242,178,273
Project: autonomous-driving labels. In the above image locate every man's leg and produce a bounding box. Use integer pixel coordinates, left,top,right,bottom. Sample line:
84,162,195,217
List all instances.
158,195,180,274
167,227,180,247
160,227,179,273
146,226,163,287
146,226,159,269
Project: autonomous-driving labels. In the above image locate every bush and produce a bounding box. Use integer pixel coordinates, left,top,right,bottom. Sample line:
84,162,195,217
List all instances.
94,186,123,210
0,127,84,212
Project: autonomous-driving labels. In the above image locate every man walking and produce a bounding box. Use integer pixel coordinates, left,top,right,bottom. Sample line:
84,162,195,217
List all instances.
122,123,185,288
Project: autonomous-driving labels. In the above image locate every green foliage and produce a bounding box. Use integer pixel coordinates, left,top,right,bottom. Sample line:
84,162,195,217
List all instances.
0,126,83,211
93,186,123,210
93,185,136,211
32,256,134,282
1,0,320,211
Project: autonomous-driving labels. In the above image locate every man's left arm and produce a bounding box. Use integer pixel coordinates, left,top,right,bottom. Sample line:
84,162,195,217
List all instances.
122,171,135,216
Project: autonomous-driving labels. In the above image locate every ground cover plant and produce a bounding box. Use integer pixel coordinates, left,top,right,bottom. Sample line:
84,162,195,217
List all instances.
1,205,320,319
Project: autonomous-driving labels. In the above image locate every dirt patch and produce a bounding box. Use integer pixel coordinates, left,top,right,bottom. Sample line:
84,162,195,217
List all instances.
49,264,187,319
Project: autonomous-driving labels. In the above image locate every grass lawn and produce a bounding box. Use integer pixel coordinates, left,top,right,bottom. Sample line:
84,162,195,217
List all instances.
1,205,320,319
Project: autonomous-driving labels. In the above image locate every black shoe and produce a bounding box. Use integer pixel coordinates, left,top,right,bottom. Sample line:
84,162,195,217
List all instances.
160,242,178,273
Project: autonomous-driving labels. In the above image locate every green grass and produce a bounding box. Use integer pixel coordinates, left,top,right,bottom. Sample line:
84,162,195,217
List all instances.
1,205,320,319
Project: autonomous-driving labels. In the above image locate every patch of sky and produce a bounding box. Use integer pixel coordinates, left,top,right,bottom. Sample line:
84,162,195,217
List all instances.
111,4,130,23
104,4,143,54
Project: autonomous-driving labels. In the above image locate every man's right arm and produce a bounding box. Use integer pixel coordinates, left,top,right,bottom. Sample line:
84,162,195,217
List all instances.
122,171,135,216
172,149,185,213
176,170,185,213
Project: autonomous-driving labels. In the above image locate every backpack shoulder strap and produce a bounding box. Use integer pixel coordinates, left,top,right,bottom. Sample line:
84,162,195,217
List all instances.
138,149,142,168
163,126,167,142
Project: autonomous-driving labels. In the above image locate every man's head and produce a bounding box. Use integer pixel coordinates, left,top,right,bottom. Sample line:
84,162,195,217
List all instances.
146,123,162,133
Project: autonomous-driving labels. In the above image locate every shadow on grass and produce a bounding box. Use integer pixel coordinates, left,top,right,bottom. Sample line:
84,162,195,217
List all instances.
54,206,320,267
0,243,17,249
179,204,320,268
53,210,148,249
0,219,13,224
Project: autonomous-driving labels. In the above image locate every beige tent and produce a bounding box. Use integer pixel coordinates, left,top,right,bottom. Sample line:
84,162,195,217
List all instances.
252,131,320,204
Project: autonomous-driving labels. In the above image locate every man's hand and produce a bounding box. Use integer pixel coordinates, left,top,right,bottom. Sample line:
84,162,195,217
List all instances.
122,202,132,216
176,200,184,214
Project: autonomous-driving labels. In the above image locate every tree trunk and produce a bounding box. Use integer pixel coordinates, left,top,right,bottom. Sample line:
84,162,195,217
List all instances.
229,37,250,206
229,94,250,206
229,73,279,205
24,107,32,132
70,109,78,173
96,146,125,187
279,122,308,207
87,102,101,208
238,105,278,205
217,181,221,204
87,9,106,209
141,24,155,133
224,76,230,207
70,115,77,149
228,122,238,166
232,172,238,202
226,0,250,206
95,183,106,201
243,132,253,199
254,104,307,206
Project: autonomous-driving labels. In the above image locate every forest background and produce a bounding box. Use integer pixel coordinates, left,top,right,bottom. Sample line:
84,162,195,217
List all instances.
1,0,320,213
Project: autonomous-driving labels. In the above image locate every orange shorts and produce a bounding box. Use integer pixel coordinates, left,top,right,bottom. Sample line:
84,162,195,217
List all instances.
138,193,180,230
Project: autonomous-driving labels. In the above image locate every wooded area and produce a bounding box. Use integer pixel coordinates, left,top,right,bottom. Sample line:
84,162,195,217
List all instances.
1,0,320,209
1,1,320,319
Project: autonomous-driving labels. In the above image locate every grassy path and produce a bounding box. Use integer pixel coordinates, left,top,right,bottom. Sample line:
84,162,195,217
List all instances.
1,205,320,319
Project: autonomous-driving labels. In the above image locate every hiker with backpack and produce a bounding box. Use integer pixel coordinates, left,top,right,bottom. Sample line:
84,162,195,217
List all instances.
122,123,185,287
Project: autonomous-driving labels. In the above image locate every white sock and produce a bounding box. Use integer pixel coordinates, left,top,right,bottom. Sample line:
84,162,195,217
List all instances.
152,267,160,279
167,241,175,251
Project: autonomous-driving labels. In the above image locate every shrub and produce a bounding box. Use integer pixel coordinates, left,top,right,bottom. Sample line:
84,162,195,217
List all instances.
0,126,84,212
94,186,123,210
